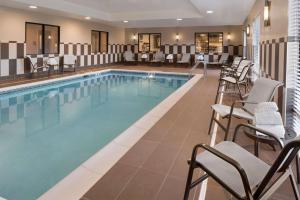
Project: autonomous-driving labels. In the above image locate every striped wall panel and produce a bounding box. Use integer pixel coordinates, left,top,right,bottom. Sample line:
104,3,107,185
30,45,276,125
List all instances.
258,37,288,113
0,41,124,78
259,37,287,83
124,44,244,63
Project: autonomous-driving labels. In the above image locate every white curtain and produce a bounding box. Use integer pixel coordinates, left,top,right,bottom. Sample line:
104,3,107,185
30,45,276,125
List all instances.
252,16,261,81
287,0,300,134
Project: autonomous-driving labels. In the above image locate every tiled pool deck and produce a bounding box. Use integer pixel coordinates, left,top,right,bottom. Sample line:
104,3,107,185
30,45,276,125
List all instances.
0,65,297,200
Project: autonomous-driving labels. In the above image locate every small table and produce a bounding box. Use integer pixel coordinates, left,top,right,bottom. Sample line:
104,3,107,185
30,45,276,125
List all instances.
166,54,174,65
141,53,148,63
46,57,59,76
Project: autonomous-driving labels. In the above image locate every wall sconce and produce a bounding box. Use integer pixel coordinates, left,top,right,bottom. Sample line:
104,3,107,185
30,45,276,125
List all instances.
246,25,250,36
227,32,231,42
132,34,137,43
175,33,180,42
264,0,271,26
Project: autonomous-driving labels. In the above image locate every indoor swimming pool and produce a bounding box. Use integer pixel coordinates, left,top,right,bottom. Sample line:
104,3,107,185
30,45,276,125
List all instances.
0,70,190,200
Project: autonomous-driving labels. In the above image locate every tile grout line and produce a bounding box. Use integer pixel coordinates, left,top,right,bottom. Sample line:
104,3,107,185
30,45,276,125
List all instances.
198,82,225,200
113,78,201,200
153,117,197,199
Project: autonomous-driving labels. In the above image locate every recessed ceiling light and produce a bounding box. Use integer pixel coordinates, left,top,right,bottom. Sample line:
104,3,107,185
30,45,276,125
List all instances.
206,10,213,14
29,5,38,9
123,20,129,23
85,16,91,20
177,18,183,21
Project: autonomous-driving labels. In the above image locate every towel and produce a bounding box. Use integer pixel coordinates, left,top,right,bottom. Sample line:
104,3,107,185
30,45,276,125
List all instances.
254,111,283,125
255,124,285,138
255,102,278,113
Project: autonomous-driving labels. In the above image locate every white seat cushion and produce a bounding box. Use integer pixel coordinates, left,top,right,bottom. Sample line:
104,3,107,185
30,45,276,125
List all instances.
211,104,254,120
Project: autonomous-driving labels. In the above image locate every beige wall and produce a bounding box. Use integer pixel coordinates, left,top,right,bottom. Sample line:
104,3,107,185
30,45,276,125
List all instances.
0,7,125,44
244,0,288,42
125,25,243,46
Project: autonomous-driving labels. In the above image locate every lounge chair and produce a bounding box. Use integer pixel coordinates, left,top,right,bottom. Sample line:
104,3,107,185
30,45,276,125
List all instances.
218,60,253,99
26,55,49,77
150,51,165,66
184,123,300,200
220,56,242,77
207,53,229,67
177,53,191,67
208,78,283,140
123,50,137,65
63,55,77,73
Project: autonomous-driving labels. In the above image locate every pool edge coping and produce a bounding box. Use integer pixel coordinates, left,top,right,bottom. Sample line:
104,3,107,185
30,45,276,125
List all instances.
13,69,202,200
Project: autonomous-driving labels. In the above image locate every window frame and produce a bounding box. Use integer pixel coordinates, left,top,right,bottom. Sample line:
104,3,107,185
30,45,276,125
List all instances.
91,30,109,53
195,32,224,54
25,22,60,55
138,33,161,53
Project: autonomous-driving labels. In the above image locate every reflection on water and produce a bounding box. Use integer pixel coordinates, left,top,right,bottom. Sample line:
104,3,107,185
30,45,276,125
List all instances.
0,73,188,200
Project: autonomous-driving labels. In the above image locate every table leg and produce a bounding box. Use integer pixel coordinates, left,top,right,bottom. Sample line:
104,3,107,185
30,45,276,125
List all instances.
204,63,207,76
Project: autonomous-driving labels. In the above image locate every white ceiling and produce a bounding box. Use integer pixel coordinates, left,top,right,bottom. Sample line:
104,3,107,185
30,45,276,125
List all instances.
0,0,256,28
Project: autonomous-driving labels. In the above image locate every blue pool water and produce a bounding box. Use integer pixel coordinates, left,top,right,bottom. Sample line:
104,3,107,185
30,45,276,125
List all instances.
0,70,189,200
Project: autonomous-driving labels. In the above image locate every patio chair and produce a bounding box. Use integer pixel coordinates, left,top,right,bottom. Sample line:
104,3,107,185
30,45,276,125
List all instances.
150,51,165,66
26,55,49,76
123,50,137,64
208,78,283,140
220,56,242,77
207,52,229,67
63,55,77,73
217,60,253,99
184,123,300,200
238,104,300,183
177,53,191,67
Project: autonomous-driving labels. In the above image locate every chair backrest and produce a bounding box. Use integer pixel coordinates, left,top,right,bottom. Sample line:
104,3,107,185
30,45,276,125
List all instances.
254,137,300,198
218,53,229,64
236,60,252,73
64,55,76,65
243,78,283,114
124,50,134,60
26,55,36,67
238,63,253,82
232,57,242,68
154,51,164,61
181,53,191,62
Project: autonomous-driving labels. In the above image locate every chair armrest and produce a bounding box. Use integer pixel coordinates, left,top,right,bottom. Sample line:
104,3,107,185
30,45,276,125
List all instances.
241,93,249,100
192,143,252,197
232,124,284,148
226,100,258,118
235,100,259,105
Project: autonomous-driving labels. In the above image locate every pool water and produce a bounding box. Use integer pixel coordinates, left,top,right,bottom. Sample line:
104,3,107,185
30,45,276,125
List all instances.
0,71,189,200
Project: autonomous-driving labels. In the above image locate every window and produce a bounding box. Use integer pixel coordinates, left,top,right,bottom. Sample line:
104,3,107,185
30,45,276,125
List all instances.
25,22,60,55
91,31,109,53
252,16,261,81
195,32,223,54
286,0,300,133
138,33,161,52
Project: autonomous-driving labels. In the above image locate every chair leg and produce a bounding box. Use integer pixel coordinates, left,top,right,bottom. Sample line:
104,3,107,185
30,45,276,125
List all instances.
237,83,243,99
183,160,196,200
214,79,222,104
224,115,233,141
254,140,259,157
289,172,300,199
208,110,215,135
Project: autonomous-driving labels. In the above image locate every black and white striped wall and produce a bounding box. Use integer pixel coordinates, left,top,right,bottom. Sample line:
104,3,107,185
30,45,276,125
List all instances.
124,44,244,63
0,41,125,78
257,37,288,113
